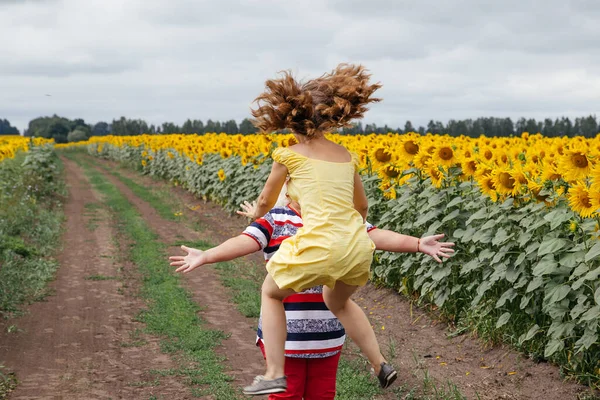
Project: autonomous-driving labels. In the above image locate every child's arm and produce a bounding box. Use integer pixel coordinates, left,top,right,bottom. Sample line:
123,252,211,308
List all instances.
353,172,369,221
368,230,454,263
169,235,260,273
253,161,288,219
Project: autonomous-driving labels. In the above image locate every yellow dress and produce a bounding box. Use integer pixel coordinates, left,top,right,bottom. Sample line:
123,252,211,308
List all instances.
267,146,376,292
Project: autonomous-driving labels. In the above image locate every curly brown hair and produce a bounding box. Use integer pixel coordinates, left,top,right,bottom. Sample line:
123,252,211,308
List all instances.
251,64,382,136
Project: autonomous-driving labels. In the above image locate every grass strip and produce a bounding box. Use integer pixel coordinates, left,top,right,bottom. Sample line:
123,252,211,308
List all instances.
73,154,243,399
97,163,181,221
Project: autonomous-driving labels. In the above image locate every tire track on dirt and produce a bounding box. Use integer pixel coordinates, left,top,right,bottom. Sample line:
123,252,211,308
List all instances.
0,158,190,400
90,163,266,390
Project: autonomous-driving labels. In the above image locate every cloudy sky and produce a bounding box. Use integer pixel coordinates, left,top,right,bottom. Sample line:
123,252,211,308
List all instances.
1,0,599,132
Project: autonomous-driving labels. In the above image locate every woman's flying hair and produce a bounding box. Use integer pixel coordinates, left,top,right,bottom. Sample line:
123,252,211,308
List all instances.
251,63,381,136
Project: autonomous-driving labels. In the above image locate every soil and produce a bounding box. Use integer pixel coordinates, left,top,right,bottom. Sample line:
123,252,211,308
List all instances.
0,158,190,399
0,155,594,400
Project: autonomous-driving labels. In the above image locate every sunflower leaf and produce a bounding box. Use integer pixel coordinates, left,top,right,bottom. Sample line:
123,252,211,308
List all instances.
544,339,565,358
584,242,600,262
532,255,558,276
496,312,511,328
538,238,567,257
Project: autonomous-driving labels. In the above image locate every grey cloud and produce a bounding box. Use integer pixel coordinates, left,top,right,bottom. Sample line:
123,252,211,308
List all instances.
1,0,599,131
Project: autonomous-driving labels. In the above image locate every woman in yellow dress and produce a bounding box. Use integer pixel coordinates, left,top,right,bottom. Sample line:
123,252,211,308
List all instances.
175,64,397,395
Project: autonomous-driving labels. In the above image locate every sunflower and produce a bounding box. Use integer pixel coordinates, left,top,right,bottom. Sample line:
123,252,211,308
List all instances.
540,160,563,182
379,179,397,200
511,164,529,186
413,151,432,170
217,169,226,181
527,180,546,203
558,149,593,182
590,164,600,193
383,186,397,200
492,167,520,196
380,164,402,179
460,157,479,178
372,146,392,163
590,189,600,216
568,182,596,218
397,135,420,161
431,144,457,169
220,149,232,159
494,152,510,167
477,174,498,202
424,163,444,188
479,146,495,163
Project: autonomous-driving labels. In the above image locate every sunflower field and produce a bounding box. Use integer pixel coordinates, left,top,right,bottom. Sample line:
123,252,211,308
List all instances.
0,136,54,164
60,131,600,385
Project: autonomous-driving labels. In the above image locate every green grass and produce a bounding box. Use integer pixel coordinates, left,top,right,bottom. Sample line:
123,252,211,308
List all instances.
73,154,245,399
83,202,102,231
97,164,182,222
85,275,118,281
0,364,17,400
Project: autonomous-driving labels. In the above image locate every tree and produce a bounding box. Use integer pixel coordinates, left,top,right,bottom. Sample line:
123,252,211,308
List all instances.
47,120,70,143
0,119,19,135
192,119,205,134
580,115,598,138
542,118,554,137
223,119,239,134
205,119,217,133
67,129,88,142
239,118,256,134
112,117,150,135
181,119,194,134
161,122,180,134
91,121,110,136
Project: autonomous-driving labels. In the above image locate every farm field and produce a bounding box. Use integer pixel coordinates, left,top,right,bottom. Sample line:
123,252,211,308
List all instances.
1,133,599,399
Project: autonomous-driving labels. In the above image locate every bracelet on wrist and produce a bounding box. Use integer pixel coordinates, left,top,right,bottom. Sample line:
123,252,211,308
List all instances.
417,238,421,253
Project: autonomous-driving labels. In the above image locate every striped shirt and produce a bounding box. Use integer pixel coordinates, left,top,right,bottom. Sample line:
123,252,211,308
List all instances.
243,204,376,359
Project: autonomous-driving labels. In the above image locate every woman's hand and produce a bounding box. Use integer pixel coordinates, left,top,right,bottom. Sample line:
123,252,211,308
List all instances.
236,200,257,219
419,234,455,263
169,245,207,273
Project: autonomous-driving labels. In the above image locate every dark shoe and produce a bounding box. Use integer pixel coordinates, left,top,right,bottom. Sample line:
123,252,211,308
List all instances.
242,375,287,396
377,362,397,389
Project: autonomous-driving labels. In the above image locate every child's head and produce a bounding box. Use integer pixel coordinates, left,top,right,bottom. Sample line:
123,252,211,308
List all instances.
251,64,381,137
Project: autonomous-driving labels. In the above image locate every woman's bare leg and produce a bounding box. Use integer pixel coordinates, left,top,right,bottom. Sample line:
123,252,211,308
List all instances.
261,274,295,379
323,282,386,374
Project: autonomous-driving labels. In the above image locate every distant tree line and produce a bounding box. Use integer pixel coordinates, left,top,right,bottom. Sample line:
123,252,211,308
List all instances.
1,114,598,142
0,119,19,135
341,115,599,138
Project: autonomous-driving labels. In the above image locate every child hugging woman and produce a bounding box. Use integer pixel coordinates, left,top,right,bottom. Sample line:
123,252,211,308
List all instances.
175,64,397,395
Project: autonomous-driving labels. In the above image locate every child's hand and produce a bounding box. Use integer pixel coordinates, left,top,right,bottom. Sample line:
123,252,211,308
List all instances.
169,245,207,273
419,234,455,263
236,200,257,219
